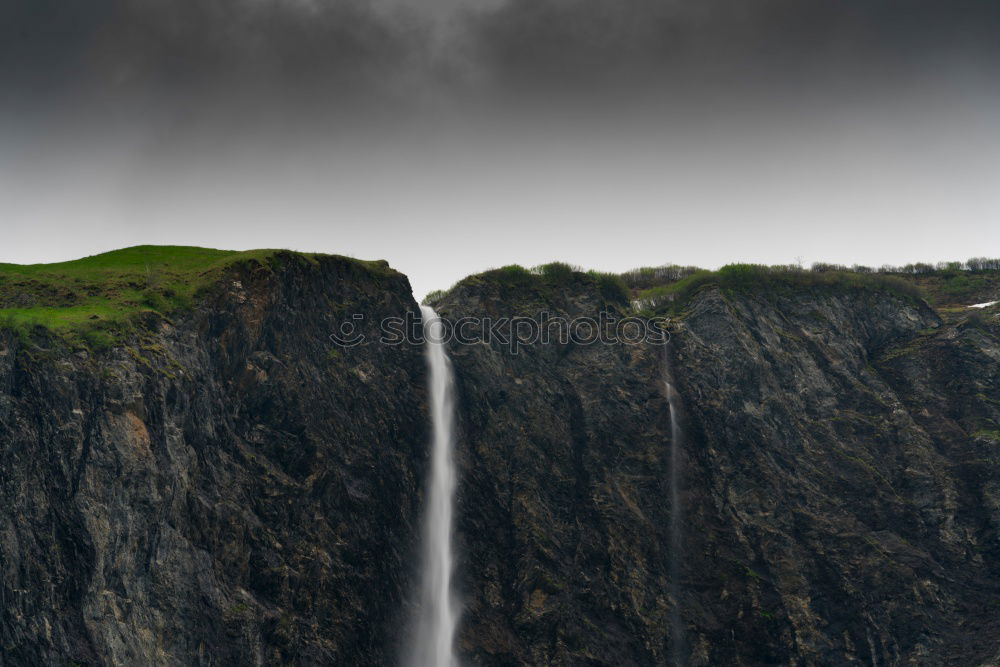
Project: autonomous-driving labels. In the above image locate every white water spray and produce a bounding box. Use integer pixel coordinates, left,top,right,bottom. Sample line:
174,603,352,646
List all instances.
664,343,685,666
409,306,460,667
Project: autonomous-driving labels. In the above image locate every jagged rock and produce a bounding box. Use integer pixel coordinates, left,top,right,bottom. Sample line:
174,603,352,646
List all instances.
1,257,998,666
0,255,428,665
435,280,999,666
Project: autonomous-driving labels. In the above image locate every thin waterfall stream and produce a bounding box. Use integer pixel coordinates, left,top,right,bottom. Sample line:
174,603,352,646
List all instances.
409,306,460,667
664,341,685,666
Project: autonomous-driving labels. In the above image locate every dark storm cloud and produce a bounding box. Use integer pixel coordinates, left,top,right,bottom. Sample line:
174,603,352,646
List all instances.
0,0,114,90
4,0,1000,106
464,0,1000,92
0,0,428,103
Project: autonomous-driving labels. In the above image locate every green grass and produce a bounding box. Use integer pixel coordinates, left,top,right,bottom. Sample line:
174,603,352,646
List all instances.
586,270,630,304
618,264,704,290
425,258,1000,315
434,261,938,315
909,271,1000,307
429,262,630,307
623,259,1000,315
537,261,577,284
488,264,536,290
0,245,370,348
632,270,715,313
422,289,447,305
633,264,926,314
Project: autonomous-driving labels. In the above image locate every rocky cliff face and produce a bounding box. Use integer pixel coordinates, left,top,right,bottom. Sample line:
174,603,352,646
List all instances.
0,255,429,665
434,278,999,666
1,256,998,666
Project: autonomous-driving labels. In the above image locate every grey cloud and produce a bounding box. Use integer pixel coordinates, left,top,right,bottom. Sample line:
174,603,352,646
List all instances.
463,0,1000,93
4,0,1000,109
0,0,115,90
1,0,429,104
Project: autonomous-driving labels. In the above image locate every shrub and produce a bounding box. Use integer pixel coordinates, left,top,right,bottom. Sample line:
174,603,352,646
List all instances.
81,327,115,351
538,262,577,285
964,309,996,331
634,270,715,312
484,265,535,291
967,257,1000,271
619,264,704,289
811,262,848,273
423,289,446,305
141,290,167,310
588,271,630,304
634,264,924,313
941,275,971,294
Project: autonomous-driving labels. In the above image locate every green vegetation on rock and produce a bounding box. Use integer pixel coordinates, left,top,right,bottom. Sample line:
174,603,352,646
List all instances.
427,262,629,307
635,264,932,314
426,257,999,317
624,258,1000,316
0,245,388,349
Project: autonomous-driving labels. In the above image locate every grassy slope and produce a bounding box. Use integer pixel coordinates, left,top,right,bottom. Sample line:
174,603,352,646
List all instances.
4,247,996,347
430,261,1000,322
425,262,630,308
908,272,1000,309
630,265,929,315
0,245,387,348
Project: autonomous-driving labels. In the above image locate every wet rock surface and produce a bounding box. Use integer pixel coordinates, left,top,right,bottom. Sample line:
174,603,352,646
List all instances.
0,256,428,665
435,281,999,665
1,259,998,666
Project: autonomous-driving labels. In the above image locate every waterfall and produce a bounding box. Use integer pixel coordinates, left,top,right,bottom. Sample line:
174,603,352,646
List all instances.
664,342,685,666
409,306,460,667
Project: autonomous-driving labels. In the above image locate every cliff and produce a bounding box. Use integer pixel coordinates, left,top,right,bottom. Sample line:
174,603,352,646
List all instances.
0,250,429,665
433,270,999,665
1,251,998,665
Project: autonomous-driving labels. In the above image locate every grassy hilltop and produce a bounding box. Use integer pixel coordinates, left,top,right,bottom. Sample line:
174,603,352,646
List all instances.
426,258,1000,321
0,246,396,349
3,246,997,349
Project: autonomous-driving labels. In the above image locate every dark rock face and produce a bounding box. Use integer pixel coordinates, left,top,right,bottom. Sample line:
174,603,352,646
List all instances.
435,282,999,665
0,256,428,665
2,258,998,666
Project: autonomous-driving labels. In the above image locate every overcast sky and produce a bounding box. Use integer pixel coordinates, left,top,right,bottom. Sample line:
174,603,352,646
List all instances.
2,0,998,298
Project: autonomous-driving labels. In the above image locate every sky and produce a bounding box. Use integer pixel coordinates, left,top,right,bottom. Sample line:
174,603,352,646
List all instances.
2,0,999,299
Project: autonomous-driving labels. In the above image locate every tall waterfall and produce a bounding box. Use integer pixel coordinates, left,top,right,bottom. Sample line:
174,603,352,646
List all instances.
664,342,685,666
409,306,460,667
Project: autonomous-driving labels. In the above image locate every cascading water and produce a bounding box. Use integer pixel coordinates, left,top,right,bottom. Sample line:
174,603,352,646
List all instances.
664,341,685,666
409,306,460,667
